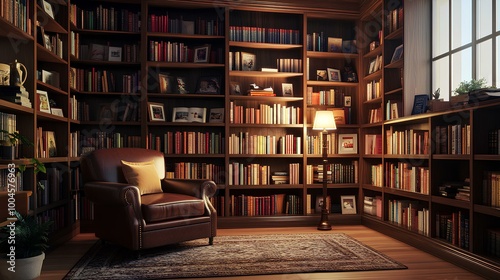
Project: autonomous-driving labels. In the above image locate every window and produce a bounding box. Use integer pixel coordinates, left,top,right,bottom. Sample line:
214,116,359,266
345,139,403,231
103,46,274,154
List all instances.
432,0,498,100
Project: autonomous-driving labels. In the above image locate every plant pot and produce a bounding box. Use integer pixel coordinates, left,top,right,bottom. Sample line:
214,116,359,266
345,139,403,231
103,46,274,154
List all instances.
0,145,15,160
450,94,469,107
0,252,45,280
428,100,451,112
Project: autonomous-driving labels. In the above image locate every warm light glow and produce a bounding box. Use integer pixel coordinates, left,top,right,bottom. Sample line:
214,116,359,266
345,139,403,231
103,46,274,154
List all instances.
312,111,336,131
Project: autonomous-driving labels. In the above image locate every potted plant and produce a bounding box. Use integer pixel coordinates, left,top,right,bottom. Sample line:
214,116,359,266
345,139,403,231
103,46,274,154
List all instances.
0,211,53,279
451,78,488,105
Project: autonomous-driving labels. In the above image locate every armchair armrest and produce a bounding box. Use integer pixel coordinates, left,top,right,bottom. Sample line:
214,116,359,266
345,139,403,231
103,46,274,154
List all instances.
161,179,217,199
84,182,141,207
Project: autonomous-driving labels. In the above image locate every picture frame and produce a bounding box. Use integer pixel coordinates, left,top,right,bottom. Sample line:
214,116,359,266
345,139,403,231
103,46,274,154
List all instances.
341,195,357,214
327,37,342,52
208,108,224,123
194,44,210,63
281,83,293,97
229,81,242,95
411,94,429,115
51,108,64,117
176,77,188,94
344,95,352,107
316,69,327,81
368,59,376,74
196,76,220,94
108,46,122,62
99,104,116,121
148,102,165,121
338,133,358,154
158,73,173,94
327,68,341,82
391,44,404,63
41,0,55,19
43,34,52,51
46,131,57,157
240,52,256,71
37,90,51,113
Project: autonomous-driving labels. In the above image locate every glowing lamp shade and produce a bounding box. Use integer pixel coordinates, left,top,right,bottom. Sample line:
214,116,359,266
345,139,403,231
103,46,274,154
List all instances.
312,111,337,131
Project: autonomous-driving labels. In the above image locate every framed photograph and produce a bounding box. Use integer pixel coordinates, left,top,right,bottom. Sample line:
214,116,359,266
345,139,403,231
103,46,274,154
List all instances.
229,81,242,95
196,76,220,94
341,195,357,214
99,104,115,121
148,102,165,121
37,90,51,113
176,77,188,94
411,94,429,115
240,52,256,71
51,108,64,117
391,44,404,63
281,83,293,97
108,46,122,62
338,133,358,154
46,131,57,157
368,59,376,74
41,0,54,19
315,196,331,213
158,73,173,94
209,108,224,123
194,45,210,63
344,95,352,107
43,34,52,51
327,68,341,82
327,37,342,52
316,69,327,81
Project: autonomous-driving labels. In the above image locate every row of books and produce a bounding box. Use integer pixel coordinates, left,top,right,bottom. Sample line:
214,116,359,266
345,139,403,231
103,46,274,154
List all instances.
229,102,301,125
0,111,16,143
386,6,404,35
38,27,64,59
0,169,21,191
385,162,430,194
435,124,471,155
385,127,430,155
306,161,359,184
487,129,500,154
70,4,140,32
388,199,430,236
80,133,142,151
385,100,401,120
370,164,383,187
37,206,67,234
227,162,270,186
435,211,469,249
209,196,225,217
229,26,301,44
1,0,31,33
487,228,500,258
306,88,337,105
439,180,470,201
37,167,63,207
76,42,140,63
149,131,224,155
36,127,57,158
365,134,382,155
228,133,302,155
306,32,357,53
147,14,224,36
166,162,223,184
483,171,500,207
78,101,140,122
229,194,302,216
305,132,337,155
366,79,381,101
368,107,383,124
71,67,141,93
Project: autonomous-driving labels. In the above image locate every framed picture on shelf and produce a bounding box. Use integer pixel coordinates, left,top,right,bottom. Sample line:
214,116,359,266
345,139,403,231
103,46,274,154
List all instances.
281,83,293,97
240,52,256,71
37,90,51,113
108,46,122,62
327,68,341,82
43,34,52,51
45,131,57,157
41,0,54,19
196,76,220,94
158,73,173,94
327,37,342,52
208,108,224,123
316,69,327,81
340,195,357,214
51,108,64,117
176,77,188,94
194,45,210,63
229,81,241,95
148,102,165,121
411,94,429,115
391,44,404,63
344,95,352,107
338,133,357,154
99,104,115,121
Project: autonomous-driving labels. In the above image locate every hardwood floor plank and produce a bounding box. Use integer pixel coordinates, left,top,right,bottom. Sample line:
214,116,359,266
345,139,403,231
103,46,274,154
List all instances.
40,226,484,280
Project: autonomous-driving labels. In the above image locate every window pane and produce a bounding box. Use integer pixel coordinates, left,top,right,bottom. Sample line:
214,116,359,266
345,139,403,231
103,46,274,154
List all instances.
477,39,493,86
433,0,450,57
433,57,450,101
497,36,500,87
497,0,500,31
451,48,472,95
477,0,492,39
452,0,472,49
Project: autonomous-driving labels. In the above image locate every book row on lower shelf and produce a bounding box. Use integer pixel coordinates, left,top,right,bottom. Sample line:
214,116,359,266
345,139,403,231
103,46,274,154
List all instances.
306,162,358,184
228,133,301,155
71,68,141,93
387,199,430,237
148,131,224,154
386,127,430,155
435,210,470,250
227,162,300,185
229,194,302,216
230,102,301,124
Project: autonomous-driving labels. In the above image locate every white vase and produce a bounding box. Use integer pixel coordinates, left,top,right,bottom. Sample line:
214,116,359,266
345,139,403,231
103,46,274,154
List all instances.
0,252,45,280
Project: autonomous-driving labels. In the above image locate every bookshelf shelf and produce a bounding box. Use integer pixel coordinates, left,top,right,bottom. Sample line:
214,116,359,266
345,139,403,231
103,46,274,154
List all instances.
229,71,303,78
230,41,302,49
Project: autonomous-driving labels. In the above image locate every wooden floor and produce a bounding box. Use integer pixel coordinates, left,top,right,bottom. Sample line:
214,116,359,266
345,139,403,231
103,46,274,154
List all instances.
41,225,486,280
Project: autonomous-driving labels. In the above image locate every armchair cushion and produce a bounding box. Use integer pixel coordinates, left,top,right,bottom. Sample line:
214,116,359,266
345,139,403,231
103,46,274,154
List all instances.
121,160,162,195
141,193,205,223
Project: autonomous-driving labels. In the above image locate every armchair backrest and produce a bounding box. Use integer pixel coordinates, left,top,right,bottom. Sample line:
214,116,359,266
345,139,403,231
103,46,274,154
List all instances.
80,148,165,184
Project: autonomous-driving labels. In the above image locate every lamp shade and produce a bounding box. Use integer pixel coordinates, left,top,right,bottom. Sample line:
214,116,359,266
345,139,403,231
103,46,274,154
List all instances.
312,110,337,131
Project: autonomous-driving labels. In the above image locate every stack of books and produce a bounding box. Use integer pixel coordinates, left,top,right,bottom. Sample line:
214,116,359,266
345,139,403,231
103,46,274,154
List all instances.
0,85,32,108
271,171,288,184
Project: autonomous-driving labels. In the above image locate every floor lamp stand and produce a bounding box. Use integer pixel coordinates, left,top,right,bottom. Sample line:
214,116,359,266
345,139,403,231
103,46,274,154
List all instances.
317,130,332,231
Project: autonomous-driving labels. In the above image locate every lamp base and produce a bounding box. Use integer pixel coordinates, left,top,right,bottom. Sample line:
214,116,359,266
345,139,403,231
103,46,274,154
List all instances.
317,211,332,231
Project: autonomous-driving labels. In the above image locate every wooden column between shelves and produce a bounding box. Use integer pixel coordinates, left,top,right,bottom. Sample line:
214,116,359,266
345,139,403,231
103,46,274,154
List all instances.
0,190,32,227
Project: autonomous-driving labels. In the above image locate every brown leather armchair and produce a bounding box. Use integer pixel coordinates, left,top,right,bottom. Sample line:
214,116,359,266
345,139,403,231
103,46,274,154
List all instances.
80,148,217,251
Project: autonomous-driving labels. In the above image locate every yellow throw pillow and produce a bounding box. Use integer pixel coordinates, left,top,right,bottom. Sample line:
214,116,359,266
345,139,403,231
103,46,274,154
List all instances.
121,160,162,195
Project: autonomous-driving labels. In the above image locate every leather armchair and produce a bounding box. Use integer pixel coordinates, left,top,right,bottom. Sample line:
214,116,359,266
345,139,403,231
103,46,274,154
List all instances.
80,148,217,251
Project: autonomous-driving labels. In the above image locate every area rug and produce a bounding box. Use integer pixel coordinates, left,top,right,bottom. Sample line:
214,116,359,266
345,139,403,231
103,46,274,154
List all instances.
64,233,406,279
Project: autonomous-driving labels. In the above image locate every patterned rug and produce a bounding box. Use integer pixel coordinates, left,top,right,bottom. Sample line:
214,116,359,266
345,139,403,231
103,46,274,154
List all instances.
64,233,406,279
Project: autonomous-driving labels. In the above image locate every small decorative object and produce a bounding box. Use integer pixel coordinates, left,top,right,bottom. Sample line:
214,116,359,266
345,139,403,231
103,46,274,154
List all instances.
176,77,188,94
158,73,173,93
316,69,327,81
148,102,165,121
344,95,352,107
41,0,55,19
341,195,357,214
99,104,115,121
391,44,404,63
452,78,488,105
51,108,64,117
196,76,220,94
208,108,224,123
172,107,206,123
9,59,27,87
327,37,342,52
342,65,357,82
411,94,429,115
240,52,256,71
432,88,441,100
338,133,358,154
37,90,51,113
327,68,341,82
194,44,210,63
281,83,293,96
229,81,241,95
108,46,122,62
